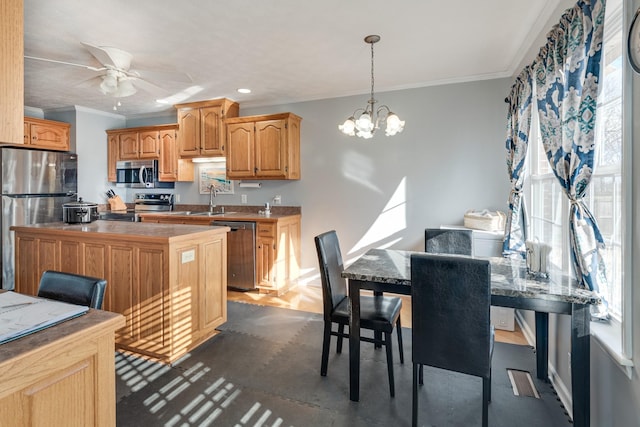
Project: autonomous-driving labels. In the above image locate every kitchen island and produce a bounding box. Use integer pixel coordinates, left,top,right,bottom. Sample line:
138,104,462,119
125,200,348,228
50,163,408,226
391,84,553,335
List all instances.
140,210,301,295
12,221,229,363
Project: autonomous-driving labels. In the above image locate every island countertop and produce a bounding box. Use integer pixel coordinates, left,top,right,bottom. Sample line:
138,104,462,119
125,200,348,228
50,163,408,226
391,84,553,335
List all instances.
11,220,229,243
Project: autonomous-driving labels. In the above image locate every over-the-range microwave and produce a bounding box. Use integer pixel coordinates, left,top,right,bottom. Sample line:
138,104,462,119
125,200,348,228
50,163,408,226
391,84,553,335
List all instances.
115,160,174,189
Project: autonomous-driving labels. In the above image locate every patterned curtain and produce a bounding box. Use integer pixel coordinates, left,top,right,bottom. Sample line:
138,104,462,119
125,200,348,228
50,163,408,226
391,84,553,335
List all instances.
502,67,534,258
533,0,608,294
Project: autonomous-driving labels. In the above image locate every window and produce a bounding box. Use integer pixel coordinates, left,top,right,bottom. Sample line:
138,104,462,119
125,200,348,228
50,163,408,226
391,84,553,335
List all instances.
528,1,623,320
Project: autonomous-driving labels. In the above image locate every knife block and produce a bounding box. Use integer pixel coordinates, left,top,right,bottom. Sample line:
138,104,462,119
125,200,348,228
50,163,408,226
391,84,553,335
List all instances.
108,196,128,211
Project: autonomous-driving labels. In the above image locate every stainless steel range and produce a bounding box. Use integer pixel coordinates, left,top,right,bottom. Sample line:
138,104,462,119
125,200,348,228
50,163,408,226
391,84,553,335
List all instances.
134,193,174,213
99,193,174,222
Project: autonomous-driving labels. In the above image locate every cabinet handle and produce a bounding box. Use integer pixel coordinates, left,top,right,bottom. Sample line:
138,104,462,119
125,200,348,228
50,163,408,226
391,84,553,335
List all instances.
254,167,258,173
32,136,37,140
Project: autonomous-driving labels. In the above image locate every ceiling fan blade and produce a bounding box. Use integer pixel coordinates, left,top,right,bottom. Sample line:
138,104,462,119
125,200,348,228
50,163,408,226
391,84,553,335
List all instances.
128,77,170,97
129,68,192,84
24,55,105,72
74,75,104,89
81,42,132,70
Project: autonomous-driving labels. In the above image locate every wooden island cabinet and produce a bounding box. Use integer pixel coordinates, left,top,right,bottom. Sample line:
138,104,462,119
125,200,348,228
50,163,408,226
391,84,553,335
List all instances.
0,308,125,427
12,221,229,364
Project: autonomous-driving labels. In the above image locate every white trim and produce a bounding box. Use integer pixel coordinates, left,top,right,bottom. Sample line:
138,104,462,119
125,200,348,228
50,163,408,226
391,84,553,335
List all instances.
591,320,634,379
515,310,535,346
548,360,574,421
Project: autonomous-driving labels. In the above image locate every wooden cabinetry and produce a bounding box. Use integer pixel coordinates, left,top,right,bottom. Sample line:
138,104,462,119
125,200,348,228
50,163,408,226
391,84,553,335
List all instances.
13,223,228,363
0,309,125,427
225,112,301,180
23,117,71,151
106,124,193,182
0,0,23,145
175,98,239,157
140,213,302,296
254,216,300,294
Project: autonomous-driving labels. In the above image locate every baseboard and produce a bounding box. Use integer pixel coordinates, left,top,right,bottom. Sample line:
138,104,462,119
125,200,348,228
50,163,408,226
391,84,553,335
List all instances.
548,362,573,420
514,310,535,346
515,310,573,421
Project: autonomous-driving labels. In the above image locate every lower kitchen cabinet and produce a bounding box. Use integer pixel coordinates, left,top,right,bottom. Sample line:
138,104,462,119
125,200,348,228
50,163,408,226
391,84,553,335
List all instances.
255,215,300,295
12,222,227,363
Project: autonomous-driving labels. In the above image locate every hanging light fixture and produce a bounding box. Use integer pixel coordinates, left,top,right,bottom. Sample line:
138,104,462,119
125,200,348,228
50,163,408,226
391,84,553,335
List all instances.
339,35,405,139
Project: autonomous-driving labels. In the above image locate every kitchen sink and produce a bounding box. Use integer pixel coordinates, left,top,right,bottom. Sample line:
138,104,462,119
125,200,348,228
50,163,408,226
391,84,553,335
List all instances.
165,211,235,217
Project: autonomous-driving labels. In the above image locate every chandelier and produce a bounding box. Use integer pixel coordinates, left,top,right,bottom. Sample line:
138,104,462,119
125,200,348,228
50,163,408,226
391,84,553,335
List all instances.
338,35,405,139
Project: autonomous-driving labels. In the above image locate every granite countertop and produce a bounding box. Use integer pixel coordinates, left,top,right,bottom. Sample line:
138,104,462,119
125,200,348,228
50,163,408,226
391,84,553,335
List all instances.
138,211,300,221
342,249,601,306
10,220,230,240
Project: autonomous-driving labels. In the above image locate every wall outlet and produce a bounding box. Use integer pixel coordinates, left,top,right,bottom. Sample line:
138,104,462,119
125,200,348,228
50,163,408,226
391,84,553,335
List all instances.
175,194,181,203
241,194,247,204
273,195,282,205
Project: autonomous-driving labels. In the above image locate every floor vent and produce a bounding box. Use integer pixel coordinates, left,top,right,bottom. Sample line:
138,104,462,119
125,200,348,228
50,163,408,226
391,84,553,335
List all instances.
507,369,540,399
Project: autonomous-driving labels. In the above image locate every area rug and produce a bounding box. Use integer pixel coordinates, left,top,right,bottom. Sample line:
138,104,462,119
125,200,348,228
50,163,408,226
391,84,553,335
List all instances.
116,301,573,426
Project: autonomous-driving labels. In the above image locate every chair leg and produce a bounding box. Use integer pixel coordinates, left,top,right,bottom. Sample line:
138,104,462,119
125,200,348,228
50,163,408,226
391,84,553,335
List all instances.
320,321,331,376
412,362,419,427
336,323,345,354
396,317,404,364
482,377,490,427
384,331,395,397
419,364,424,385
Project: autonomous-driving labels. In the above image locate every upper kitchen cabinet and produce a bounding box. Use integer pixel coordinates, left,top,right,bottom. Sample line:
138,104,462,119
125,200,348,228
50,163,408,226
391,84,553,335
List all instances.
225,113,301,180
0,0,23,145
114,128,159,160
24,117,71,151
106,124,193,182
175,98,239,157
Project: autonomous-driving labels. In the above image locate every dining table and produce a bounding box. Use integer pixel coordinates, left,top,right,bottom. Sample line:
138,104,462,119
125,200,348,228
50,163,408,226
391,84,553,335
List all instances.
341,248,601,427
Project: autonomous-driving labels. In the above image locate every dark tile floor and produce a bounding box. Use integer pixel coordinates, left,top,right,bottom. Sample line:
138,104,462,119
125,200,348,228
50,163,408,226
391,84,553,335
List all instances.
116,302,573,427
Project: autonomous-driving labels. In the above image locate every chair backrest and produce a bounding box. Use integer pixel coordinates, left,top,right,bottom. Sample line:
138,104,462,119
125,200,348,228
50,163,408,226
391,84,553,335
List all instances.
425,228,473,255
37,270,107,309
410,253,491,378
315,231,348,319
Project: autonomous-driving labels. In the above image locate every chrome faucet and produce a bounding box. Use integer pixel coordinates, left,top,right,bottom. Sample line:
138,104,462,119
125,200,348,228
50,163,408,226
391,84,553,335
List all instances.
209,184,217,212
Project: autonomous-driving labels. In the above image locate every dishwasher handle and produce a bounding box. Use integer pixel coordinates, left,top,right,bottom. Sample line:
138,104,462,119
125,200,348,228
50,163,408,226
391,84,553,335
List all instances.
212,221,256,232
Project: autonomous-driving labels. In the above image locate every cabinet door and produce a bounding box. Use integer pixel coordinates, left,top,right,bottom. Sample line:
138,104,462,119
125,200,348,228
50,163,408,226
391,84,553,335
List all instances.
177,108,200,156
200,106,224,155
29,123,69,151
226,122,255,178
107,134,119,182
118,132,139,160
255,119,287,178
200,237,226,333
138,131,159,159
256,236,275,287
136,247,166,349
23,122,29,145
158,129,178,181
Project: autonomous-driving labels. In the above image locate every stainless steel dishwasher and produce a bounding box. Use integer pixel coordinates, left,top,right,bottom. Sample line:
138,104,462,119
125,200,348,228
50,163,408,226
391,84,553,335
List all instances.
214,221,256,290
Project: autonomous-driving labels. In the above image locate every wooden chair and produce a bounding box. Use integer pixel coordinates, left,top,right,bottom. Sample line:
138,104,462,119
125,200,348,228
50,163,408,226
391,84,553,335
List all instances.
315,230,403,397
425,228,473,255
37,270,107,309
410,253,493,427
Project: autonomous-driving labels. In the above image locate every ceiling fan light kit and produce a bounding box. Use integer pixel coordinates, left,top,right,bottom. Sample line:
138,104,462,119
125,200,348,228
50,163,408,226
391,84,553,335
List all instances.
25,42,191,101
339,34,405,139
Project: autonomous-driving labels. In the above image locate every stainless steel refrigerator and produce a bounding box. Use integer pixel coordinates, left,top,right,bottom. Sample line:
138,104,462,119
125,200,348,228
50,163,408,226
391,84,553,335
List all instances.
1,147,77,289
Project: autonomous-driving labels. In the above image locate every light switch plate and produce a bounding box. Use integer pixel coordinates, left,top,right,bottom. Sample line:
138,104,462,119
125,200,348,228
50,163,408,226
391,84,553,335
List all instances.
241,194,247,204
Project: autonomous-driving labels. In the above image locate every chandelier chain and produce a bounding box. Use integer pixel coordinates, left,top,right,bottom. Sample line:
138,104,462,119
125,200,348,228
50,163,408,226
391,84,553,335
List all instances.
370,41,375,106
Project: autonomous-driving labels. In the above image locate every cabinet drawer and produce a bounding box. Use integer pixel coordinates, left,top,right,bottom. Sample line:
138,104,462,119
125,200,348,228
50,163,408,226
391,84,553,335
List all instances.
257,223,275,237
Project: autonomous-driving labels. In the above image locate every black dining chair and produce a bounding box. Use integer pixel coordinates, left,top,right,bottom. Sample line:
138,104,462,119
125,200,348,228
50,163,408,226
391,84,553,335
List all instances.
37,270,108,309
314,230,404,397
410,253,493,427
425,228,473,255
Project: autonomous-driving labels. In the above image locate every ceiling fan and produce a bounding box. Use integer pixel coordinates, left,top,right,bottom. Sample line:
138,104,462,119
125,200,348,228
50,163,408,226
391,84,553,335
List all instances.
25,42,192,98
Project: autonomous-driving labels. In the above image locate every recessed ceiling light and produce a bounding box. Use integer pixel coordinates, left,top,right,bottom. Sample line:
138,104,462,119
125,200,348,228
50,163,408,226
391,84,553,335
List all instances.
237,88,251,94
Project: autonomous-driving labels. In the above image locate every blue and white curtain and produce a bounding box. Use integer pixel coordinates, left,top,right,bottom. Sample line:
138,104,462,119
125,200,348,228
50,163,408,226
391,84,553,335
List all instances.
502,66,534,258
533,0,608,294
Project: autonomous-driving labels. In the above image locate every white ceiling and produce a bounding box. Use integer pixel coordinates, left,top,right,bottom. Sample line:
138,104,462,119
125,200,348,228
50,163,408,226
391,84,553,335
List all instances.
24,0,565,118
